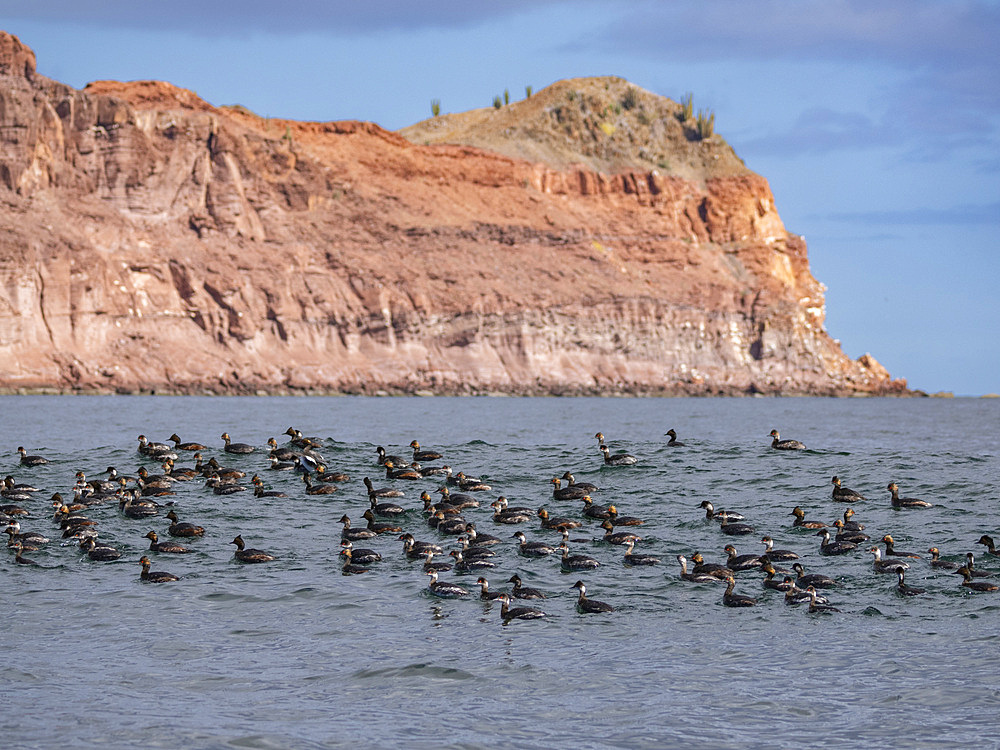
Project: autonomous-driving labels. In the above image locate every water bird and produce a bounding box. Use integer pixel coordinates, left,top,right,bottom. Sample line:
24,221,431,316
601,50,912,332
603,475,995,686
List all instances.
508,574,546,599
895,567,926,596
168,434,206,451
476,577,506,601
339,548,371,575
816,529,855,555
760,536,798,560
869,547,908,573
769,430,805,450
717,511,754,536
410,440,442,462
623,539,660,566
11,540,40,565
571,580,614,612
977,535,1000,557
600,520,641,545
558,543,599,571
689,552,733,580
139,555,178,582
302,473,338,495
927,547,959,570
17,446,49,466
700,501,745,522
832,519,869,544
513,531,555,557
664,429,685,447
964,553,994,578
724,544,762,571
449,549,496,572
363,476,404,499
538,508,581,532
881,534,921,559
790,506,827,528
580,495,611,520
497,593,546,622
362,509,402,534
375,446,405,466
722,576,757,607
166,510,204,537
676,555,720,583
561,472,599,494
887,482,931,508
606,505,643,526
221,432,255,454
599,444,637,466
79,536,121,561
954,566,998,592
831,476,866,502
425,570,469,598
551,477,589,501
806,586,841,613
760,561,794,591
252,476,287,498
339,541,380,565
791,562,836,589
339,515,377,541
230,535,275,563
398,533,443,559
144,530,191,553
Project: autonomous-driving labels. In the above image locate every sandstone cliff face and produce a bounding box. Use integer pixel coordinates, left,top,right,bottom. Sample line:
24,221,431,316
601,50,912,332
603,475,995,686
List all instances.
0,32,904,395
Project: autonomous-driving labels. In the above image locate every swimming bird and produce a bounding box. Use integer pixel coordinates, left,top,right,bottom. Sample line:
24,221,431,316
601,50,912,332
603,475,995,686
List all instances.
790,506,828,528
724,544,762,571
769,430,805,451
571,580,614,613
717,511,754,536
955,566,998,592
79,536,121,561
760,536,798,560
551,477,589,501
760,561,794,591
561,472,599,494
476,577,506,601
700,501,746,523
426,570,470,598
166,510,204,537
887,482,931,509
831,476,866,502
139,555,178,582
977,535,1000,557
252,476,287,498
832,519,869,544
339,548,371,575
221,432,255,454
623,539,660,566
11,540,40,565
497,593,546,622
17,446,49,466
538,508,581,532
144,530,191,554
689,552,734,580
600,520,641,545
927,547,959,570
168,434,207,451
869,547,908,573
449,549,496,572
817,529,855,556
664,429,686,447
363,476,404,499
791,562,836,589
676,555,720,583
558,543,599,571
806,586,841,613
338,540,380,565
606,505,643,527
881,534,921,559
339,515,377,541
599,444,637,466
410,440,443,462
507,574,546,599
512,531,555,557
722,576,757,607
895,566,926,596
964,553,994,578
398,533,443,559
230,535,275,563
362,509,403,535
302,473,338,495
491,499,532,524
580,495,611,521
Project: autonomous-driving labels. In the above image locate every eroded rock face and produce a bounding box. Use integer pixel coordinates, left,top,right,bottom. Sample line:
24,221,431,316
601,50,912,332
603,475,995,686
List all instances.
0,32,905,395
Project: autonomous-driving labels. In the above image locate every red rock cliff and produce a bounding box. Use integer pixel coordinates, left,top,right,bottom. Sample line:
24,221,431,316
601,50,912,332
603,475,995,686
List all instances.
0,32,904,395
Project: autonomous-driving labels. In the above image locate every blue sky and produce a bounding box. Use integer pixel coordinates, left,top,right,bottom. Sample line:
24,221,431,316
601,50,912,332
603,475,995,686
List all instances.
2,1,998,395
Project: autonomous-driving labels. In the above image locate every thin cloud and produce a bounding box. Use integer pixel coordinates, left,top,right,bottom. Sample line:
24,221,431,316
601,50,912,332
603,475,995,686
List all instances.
828,202,1000,226
0,0,580,35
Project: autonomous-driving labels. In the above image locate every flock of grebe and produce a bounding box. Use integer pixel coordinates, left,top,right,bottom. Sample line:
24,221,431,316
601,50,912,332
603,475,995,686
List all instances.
5,427,998,619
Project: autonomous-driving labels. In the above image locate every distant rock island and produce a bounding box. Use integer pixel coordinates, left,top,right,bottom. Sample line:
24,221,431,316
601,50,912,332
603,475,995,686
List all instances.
0,31,906,395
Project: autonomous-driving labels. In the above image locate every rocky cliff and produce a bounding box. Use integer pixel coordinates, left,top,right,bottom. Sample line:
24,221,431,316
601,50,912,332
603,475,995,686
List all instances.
0,32,905,395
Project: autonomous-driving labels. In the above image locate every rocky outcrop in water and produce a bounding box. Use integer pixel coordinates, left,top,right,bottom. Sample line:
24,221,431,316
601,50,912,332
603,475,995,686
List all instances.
0,32,905,395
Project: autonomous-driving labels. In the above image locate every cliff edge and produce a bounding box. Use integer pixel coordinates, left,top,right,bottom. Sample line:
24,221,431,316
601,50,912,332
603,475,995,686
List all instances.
0,32,905,395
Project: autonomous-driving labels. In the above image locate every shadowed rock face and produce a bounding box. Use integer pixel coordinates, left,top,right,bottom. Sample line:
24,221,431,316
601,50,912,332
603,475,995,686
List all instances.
0,32,905,395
